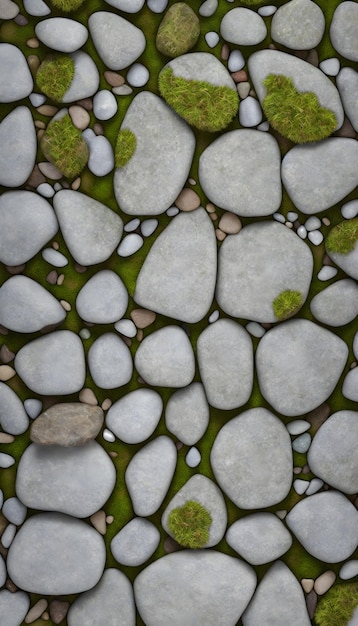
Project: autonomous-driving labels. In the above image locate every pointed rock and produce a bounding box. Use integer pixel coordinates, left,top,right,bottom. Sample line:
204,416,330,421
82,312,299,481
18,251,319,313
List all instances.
76,270,128,324
0,383,29,435
0,107,36,187
88,11,146,70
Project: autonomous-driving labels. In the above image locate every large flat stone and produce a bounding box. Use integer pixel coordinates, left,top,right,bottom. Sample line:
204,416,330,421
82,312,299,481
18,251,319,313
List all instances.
226,513,292,566
35,18,88,53
0,107,36,187
220,8,267,45
30,403,104,447
0,43,33,103
88,11,146,70
271,0,325,49
330,1,358,62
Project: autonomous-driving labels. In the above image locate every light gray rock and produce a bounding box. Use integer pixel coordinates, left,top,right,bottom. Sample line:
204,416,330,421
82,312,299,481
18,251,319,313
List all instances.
114,91,195,216
242,561,311,626
186,447,201,467
342,200,358,219
220,8,267,45
147,0,168,11
24,399,42,420
330,1,358,62
0,107,36,187
226,513,292,565
340,561,358,580
0,591,30,626
30,402,104,447
134,325,195,388
88,11,146,70
162,474,227,547
271,0,325,49
310,279,358,326
125,436,177,516
0,383,29,435
286,491,358,562
105,389,162,444
165,383,209,445
287,420,310,435
248,50,344,130
7,512,106,594
68,568,135,626
198,130,281,217
211,408,292,509
163,51,236,90
23,0,50,16
199,0,218,18
42,247,68,267
104,0,145,10
117,233,143,257
35,18,88,53
16,441,115,518
0,0,20,19
354,333,358,360
111,518,160,566
88,333,133,389
0,275,65,333
115,318,137,338
0,454,15,469
197,319,253,410
292,433,311,453
337,67,358,132
239,96,262,127
134,550,256,626
53,190,122,266
205,32,219,48
0,556,6,588
326,236,358,280
2,497,27,526
87,135,114,177
216,221,313,322
342,368,358,402
93,89,117,120
256,319,348,416
15,330,86,396
127,63,149,87
62,51,100,103
0,44,33,103
134,208,216,323
308,410,358,494
320,57,340,76
282,139,358,214
76,270,128,324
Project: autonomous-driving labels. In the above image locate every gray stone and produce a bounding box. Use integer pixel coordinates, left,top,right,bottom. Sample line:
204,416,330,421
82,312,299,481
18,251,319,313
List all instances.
256,319,348,416
126,63,149,87
0,44,33,103
134,550,256,626
117,233,143,257
147,0,168,11
211,408,292,509
205,32,219,48
0,591,30,626
308,410,358,494
115,319,137,338
226,513,292,565
242,561,311,626
62,51,100,103
88,12,146,70
185,447,201,467
134,325,195,388
68,568,135,626
282,139,358,214
106,389,162,444
337,67,358,132
30,402,104,447
197,319,253,410
342,199,358,219
42,247,68,267
88,333,132,389
239,96,262,127
163,51,236,90
15,330,86,396
114,91,195,216
0,0,20,19
340,560,358,580
220,8,267,45
0,556,5,588
2,497,27,526
76,270,128,324
286,491,358,562
342,368,358,402
310,279,358,326
0,383,29,435
248,50,344,131
93,90,117,120
326,237,358,280
161,474,227,547
53,190,122,266
292,432,311,453
86,135,114,177
125,436,177,516
104,0,145,10
0,275,65,333
354,332,358,360
35,18,88,53
111,518,160,566
216,221,313,322
271,0,325,49
165,383,209,445
320,57,340,76
0,107,36,187
134,208,216,323
199,0,218,18
198,130,281,217
23,0,51,16
24,400,42,420
16,441,115,518
330,1,358,62
7,512,106,594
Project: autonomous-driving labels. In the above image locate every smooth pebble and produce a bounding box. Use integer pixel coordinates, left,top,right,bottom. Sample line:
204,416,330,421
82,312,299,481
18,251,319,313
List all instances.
117,234,143,257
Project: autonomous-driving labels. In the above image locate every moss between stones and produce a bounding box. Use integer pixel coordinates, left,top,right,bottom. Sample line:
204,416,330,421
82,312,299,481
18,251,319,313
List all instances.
156,2,200,58
273,290,303,321
315,582,358,626
240,0,265,4
41,113,88,179
115,129,137,169
36,55,75,102
50,0,85,10
326,218,358,254
167,500,212,548
159,67,239,132
262,74,337,143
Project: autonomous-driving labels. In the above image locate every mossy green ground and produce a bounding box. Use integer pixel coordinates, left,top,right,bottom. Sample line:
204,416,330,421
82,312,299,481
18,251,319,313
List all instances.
1,1,357,625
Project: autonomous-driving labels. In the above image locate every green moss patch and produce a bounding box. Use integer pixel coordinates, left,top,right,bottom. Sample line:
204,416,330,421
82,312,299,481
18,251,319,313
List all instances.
240,0,264,5
41,113,88,179
36,55,75,102
315,582,358,626
156,2,200,58
167,500,212,548
159,68,239,132
115,129,137,169
326,218,358,254
273,290,303,321
50,0,85,10
262,74,337,143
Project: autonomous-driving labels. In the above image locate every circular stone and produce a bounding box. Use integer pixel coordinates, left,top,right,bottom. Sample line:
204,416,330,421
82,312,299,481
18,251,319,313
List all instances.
220,8,267,46
105,388,163,444
88,333,133,389
111,518,160,566
93,89,118,120
271,0,325,50
76,270,128,324
226,513,292,565
211,408,292,510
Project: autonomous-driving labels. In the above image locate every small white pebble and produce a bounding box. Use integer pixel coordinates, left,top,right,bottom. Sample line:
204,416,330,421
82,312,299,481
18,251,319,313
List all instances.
24,399,42,419
285,221,293,229
117,234,143,257
306,478,324,496
37,183,55,198
308,230,324,246
317,266,337,281
79,328,91,339
258,5,277,16
1,523,16,548
287,420,310,435
257,121,269,131
341,199,358,219
322,217,330,226
297,225,307,239
208,310,220,323
42,248,68,267
186,447,201,468
114,319,137,338
246,321,265,338
228,49,245,72
287,211,298,222
205,31,219,48
273,212,285,223
188,178,196,185
0,453,15,468
29,92,46,107
54,182,62,191
293,479,309,495
199,0,218,17
126,63,149,88
305,216,321,231
141,219,158,237
103,428,115,443
319,57,340,76
124,218,140,233
166,206,179,217
339,560,358,580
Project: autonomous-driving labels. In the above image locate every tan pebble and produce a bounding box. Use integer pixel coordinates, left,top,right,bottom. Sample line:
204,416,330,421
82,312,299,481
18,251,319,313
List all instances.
112,84,132,96
37,129,45,142
42,612,49,620
46,270,58,285
38,162,62,180
350,361,357,369
215,228,226,241
109,451,118,458
60,300,71,312
237,81,250,99
0,433,15,444
69,105,90,130
302,464,310,474
102,398,112,411
293,466,302,474
106,515,114,524
322,217,330,226
137,376,145,384
249,89,257,97
76,97,92,111
137,329,143,342
27,54,40,74
314,571,336,595
71,177,81,190
104,70,125,87
175,188,201,212
231,70,248,83
37,104,58,116
285,221,293,228
74,263,88,273
52,241,59,250
57,274,65,285
25,599,48,624
90,510,106,535
322,254,334,266
301,578,314,593
130,308,156,329
0,365,16,381
175,441,183,450
0,325,9,335
27,38,39,49
0,345,15,364
79,388,98,406
188,177,196,185
221,43,230,61
6,579,17,592
34,120,46,129
26,164,46,188
206,202,216,213
61,180,70,189
306,48,319,67
219,212,242,234
275,510,287,519
93,122,104,136
210,213,218,221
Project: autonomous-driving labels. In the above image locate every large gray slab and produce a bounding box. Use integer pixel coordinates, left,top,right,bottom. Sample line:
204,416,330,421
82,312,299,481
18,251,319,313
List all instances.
7,512,106,594
106,389,162,444
30,402,104,447
197,319,253,410
220,8,267,45
111,518,160,566
0,591,30,626
310,279,358,326
134,550,256,626
226,513,292,566
330,1,358,62
165,382,209,445
0,43,33,103
35,18,88,52
134,208,216,323
217,221,313,322
88,333,133,389
0,383,29,436
211,408,292,509
0,107,36,187
337,67,358,132
88,11,146,70
76,270,128,324
199,130,281,217
256,319,348,416
63,51,100,103
271,0,325,49
114,92,195,215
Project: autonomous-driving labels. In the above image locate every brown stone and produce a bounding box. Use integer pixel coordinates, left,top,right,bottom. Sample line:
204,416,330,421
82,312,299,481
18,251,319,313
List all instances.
219,212,242,235
206,203,216,213
27,54,40,74
0,365,15,381
5,579,17,592
75,263,88,273
37,129,45,142
101,398,112,411
305,402,330,430
90,510,106,535
131,308,156,329
0,345,15,364
49,600,70,625
27,38,39,49
0,325,9,335
231,70,248,83
306,49,318,66
175,188,201,212
104,70,125,87
306,590,317,619
25,599,48,624
314,570,336,595
302,464,310,474
333,116,357,138
15,14,28,25
210,213,218,221
293,49,309,60
164,536,181,553
26,164,46,188
221,43,230,61
37,105,58,116
69,105,90,130
71,177,81,190
5,264,26,275
30,402,104,446
137,329,143,342
93,122,104,135
46,270,58,285
35,120,46,130
76,97,93,111
38,162,62,180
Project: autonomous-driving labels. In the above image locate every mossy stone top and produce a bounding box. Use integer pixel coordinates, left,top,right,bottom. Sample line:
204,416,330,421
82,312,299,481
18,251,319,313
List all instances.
156,3,200,57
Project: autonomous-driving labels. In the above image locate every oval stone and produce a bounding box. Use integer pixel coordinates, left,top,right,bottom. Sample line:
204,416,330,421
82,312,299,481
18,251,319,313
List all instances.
0,43,33,103
35,18,88,53
88,333,133,389
0,107,36,187
88,11,146,70
105,389,163,444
